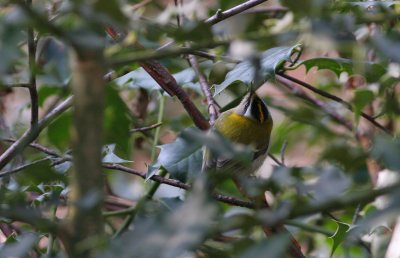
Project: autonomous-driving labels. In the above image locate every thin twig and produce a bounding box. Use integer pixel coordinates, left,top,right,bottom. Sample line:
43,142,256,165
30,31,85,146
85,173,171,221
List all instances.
188,50,240,63
1,139,61,157
275,76,354,132
0,96,73,170
352,204,362,224
102,163,254,208
0,83,31,88
268,153,285,167
110,40,230,67
277,73,392,135
187,54,219,124
285,220,334,236
157,0,270,51
0,157,50,178
130,123,162,133
280,140,288,166
205,0,270,25
26,0,38,129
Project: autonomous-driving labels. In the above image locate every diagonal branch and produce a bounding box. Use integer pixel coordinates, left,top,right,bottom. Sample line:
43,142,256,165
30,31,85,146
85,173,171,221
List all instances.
276,76,354,131
140,61,210,130
130,123,162,133
0,96,73,170
187,54,220,124
0,157,50,178
277,73,391,135
205,0,270,25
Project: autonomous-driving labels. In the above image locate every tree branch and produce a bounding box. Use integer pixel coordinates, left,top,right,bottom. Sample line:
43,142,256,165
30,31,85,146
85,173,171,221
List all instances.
276,75,354,132
277,73,392,135
64,51,105,257
187,54,219,124
205,0,270,25
140,60,210,130
0,96,72,170
109,41,230,67
26,0,38,130
102,163,254,208
0,157,50,178
3,139,398,228
130,123,162,133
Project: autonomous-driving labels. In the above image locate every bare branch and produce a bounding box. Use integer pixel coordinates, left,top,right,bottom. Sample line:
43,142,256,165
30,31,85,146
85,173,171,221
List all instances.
130,123,162,133
187,54,219,124
102,163,254,208
0,96,72,170
276,75,354,131
110,41,230,67
0,83,31,88
141,61,210,130
26,0,38,129
277,73,392,135
205,0,270,25
0,157,50,178
268,153,285,167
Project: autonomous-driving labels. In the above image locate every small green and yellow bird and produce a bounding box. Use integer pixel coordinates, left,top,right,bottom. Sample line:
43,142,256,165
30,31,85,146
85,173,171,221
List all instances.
203,89,304,258
203,90,305,258
203,89,273,175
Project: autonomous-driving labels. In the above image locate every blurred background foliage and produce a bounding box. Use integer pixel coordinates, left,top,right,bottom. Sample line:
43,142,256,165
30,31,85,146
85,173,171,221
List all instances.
0,0,400,257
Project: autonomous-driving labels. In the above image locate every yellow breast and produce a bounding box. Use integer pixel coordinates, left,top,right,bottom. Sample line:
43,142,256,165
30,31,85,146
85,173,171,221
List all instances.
214,111,273,150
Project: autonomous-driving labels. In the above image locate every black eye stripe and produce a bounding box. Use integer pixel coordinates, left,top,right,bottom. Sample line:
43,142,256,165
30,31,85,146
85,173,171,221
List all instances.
251,98,269,122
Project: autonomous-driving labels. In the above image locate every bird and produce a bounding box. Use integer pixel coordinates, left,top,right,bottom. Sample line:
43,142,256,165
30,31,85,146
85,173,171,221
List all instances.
202,89,305,258
202,89,273,176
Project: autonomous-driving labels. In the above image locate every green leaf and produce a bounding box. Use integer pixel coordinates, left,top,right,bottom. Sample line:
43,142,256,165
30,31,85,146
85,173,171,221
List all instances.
371,136,400,171
352,89,374,122
371,31,400,63
148,128,253,182
0,233,38,258
167,22,213,42
37,86,62,107
94,0,128,24
298,57,386,82
104,85,132,156
214,45,301,95
349,1,399,9
237,235,289,258
180,128,253,165
47,111,72,150
114,64,212,94
148,129,203,182
330,220,351,257
320,140,367,172
99,179,217,258
36,37,70,86
15,159,66,185
102,144,133,164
